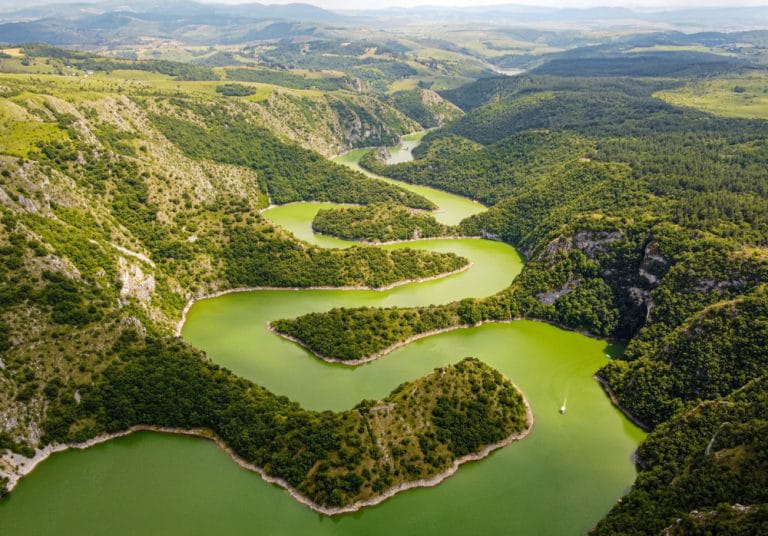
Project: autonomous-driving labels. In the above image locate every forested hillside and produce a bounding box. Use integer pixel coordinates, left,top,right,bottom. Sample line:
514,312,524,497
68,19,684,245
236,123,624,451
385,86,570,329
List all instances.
149,101,431,207
277,71,768,531
592,374,768,535
0,56,479,495
387,88,464,128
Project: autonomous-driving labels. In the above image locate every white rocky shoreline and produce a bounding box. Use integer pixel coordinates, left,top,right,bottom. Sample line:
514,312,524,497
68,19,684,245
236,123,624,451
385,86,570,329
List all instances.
1,389,534,516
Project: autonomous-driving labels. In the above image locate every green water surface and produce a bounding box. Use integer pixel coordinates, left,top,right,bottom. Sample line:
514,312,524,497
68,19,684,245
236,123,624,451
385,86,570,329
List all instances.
0,135,643,536
333,142,486,226
384,130,428,165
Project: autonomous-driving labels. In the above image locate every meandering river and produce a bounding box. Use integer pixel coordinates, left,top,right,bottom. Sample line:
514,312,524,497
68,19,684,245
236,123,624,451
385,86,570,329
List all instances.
0,137,644,535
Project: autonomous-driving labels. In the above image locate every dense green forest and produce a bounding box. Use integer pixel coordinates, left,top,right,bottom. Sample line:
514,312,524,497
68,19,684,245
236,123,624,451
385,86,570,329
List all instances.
150,100,434,208
215,83,258,97
592,375,768,535
360,130,590,205
225,68,349,91
225,225,466,289
529,51,746,78
599,288,768,427
312,203,455,242
272,305,460,361
277,71,768,530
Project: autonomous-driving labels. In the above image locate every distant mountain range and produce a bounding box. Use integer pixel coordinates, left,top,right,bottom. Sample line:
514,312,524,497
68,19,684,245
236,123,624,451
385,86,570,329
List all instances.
349,4,768,28
0,1,767,46
0,1,340,21
0,1,343,45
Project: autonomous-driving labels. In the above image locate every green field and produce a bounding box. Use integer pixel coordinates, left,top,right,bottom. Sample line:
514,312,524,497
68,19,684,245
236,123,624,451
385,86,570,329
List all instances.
656,72,768,119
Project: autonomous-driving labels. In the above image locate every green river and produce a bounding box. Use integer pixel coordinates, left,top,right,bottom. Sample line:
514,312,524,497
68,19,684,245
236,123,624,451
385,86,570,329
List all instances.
0,138,644,535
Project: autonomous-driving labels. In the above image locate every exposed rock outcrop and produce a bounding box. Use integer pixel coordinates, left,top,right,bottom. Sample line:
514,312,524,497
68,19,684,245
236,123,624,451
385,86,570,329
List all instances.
118,257,155,304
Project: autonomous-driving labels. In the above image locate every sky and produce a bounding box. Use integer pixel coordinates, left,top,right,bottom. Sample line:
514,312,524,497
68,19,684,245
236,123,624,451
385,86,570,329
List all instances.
208,0,768,10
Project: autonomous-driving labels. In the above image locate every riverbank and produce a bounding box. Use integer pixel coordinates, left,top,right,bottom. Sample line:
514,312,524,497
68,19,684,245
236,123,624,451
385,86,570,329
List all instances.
594,375,651,432
268,323,474,366
2,389,534,516
259,201,360,214
311,230,484,246
174,262,473,337
271,315,624,367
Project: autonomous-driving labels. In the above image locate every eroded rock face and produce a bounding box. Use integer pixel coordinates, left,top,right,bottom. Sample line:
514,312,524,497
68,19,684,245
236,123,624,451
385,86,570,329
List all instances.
537,279,581,305
118,257,155,304
539,230,622,262
628,286,654,321
479,229,501,241
572,230,622,258
693,278,746,293
639,268,659,285
624,240,667,322
35,254,82,280
120,315,147,338
418,89,463,127
16,195,39,213
639,241,668,286
540,236,571,260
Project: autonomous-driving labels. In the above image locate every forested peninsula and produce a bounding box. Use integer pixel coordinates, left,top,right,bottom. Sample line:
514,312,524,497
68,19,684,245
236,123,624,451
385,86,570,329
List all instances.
42,344,531,512
312,202,456,243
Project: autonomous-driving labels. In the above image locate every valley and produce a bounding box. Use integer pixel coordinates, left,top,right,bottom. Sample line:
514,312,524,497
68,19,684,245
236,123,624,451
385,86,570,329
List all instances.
1,146,642,535
1,4,768,534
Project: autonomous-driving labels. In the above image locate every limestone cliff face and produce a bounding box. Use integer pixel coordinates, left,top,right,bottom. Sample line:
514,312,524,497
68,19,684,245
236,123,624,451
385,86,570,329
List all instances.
118,256,155,305
539,230,623,262
638,240,668,286
630,240,668,320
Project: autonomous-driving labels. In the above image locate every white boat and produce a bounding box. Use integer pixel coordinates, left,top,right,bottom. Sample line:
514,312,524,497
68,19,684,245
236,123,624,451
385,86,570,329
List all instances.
560,400,567,414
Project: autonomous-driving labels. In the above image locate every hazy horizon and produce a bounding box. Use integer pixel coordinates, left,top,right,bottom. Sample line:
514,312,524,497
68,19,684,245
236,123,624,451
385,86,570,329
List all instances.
205,0,768,10
0,0,767,11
